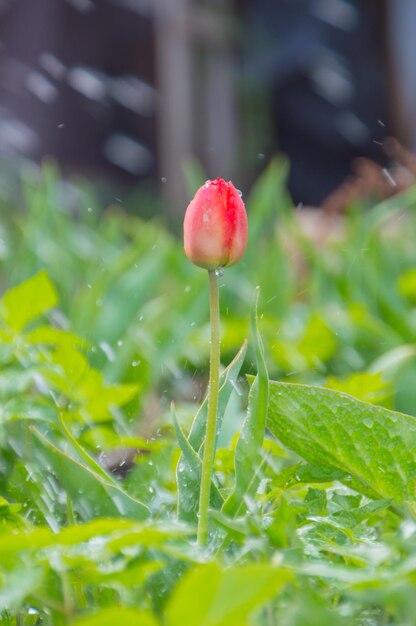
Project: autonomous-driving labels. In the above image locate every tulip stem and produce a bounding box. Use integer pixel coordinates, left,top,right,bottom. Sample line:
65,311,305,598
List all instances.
197,269,221,545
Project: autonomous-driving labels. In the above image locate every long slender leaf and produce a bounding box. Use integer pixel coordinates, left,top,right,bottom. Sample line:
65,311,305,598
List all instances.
222,287,269,516
30,427,149,520
172,403,223,522
176,341,247,522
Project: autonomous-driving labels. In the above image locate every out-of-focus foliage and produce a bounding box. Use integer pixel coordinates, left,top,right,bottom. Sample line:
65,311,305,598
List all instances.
1,161,416,624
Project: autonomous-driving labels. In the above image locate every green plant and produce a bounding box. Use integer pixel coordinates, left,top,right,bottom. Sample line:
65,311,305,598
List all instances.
2,163,416,624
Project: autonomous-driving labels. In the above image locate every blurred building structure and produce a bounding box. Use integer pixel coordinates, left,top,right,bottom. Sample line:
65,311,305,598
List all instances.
0,0,415,211
241,0,394,206
0,0,237,212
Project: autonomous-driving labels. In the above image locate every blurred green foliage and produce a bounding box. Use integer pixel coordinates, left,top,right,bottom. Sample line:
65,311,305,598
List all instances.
1,161,416,624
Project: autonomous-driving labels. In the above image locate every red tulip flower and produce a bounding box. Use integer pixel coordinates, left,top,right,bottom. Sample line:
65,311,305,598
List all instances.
182,177,248,543
183,178,248,270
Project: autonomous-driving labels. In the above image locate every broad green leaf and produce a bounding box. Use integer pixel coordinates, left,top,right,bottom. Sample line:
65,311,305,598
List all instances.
43,346,139,420
165,562,292,626
177,341,247,522
267,381,416,505
43,345,89,394
71,608,157,626
0,271,58,332
30,427,149,520
222,287,269,516
24,325,86,349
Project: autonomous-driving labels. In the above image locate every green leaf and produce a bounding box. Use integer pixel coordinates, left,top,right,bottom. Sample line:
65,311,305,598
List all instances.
177,341,247,522
398,268,416,304
44,346,139,420
267,381,416,505
298,314,337,366
172,403,223,524
325,372,392,406
30,427,149,520
0,518,188,560
0,397,57,425
272,462,347,491
188,341,248,452
23,325,87,349
71,607,158,626
0,567,45,611
0,271,58,332
165,562,292,626
222,287,269,516
59,413,121,484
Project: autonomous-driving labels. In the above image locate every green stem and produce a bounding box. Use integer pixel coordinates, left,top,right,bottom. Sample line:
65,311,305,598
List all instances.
197,269,221,544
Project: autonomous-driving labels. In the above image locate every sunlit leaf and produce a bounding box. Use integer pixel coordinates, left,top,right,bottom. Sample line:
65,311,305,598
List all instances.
0,271,58,332
165,562,292,626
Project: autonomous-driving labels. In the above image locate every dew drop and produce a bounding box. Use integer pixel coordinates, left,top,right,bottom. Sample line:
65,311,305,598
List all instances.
99,341,115,362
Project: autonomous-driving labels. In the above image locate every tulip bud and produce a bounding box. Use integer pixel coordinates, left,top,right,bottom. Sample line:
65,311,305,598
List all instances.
183,178,248,270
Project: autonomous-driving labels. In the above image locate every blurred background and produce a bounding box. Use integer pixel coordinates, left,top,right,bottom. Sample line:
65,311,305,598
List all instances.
0,0,415,214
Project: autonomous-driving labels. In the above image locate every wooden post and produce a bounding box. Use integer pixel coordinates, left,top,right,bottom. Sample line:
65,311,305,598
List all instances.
154,0,193,216
204,45,237,181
